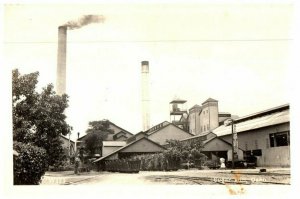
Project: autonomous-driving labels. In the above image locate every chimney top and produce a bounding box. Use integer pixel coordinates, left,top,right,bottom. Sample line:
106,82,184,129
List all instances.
141,61,149,65
58,26,67,30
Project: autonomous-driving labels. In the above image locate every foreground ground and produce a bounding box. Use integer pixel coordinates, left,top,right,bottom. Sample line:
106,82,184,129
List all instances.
40,167,290,185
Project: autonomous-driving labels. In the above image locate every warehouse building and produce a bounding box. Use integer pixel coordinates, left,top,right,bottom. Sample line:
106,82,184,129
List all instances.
213,104,289,167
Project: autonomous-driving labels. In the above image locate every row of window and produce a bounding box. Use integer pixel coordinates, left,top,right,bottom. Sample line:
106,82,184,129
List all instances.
200,124,210,132
189,123,210,133
202,109,209,115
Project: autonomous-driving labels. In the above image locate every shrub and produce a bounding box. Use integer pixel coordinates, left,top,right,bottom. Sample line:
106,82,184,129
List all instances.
13,142,48,185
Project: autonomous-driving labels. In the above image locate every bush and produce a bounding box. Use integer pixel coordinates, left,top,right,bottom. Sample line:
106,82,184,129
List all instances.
13,142,48,185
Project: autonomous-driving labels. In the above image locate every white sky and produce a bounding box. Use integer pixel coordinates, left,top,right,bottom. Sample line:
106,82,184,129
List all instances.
3,3,295,141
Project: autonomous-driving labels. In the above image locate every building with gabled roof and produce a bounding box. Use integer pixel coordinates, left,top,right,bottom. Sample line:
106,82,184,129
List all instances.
127,121,193,146
59,134,75,157
146,121,193,146
93,137,166,169
75,121,133,157
102,141,127,157
77,121,133,143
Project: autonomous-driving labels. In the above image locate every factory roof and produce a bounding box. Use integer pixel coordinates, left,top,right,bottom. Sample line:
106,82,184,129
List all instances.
102,141,127,147
77,121,133,141
189,104,202,111
202,98,218,104
213,104,289,137
147,121,194,136
60,134,75,143
170,98,187,104
218,112,231,115
180,131,213,142
93,137,166,163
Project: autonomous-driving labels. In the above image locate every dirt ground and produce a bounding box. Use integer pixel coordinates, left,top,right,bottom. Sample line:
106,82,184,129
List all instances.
40,167,290,185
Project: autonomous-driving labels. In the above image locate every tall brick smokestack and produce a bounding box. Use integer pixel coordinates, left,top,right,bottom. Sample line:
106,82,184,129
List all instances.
141,61,150,131
56,15,104,95
56,26,67,95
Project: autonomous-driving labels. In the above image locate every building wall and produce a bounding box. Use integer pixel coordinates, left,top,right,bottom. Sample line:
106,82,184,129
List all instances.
115,136,127,141
200,102,219,133
60,136,75,156
220,123,290,167
202,139,232,152
106,124,132,141
102,146,123,157
262,146,290,167
148,124,192,145
188,108,201,135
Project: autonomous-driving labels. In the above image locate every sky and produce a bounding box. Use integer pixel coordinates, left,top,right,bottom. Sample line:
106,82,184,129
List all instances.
3,3,295,141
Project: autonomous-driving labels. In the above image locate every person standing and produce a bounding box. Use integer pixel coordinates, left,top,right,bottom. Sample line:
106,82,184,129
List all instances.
74,156,80,174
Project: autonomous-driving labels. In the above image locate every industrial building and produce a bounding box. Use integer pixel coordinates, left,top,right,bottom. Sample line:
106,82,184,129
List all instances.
181,101,290,167
93,121,193,165
213,104,290,167
59,134,75,158
76,121,133,156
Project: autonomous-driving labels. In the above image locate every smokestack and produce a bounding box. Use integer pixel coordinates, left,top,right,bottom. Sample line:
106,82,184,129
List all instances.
56,15,105,95
141,61,150,131
56,26,67,95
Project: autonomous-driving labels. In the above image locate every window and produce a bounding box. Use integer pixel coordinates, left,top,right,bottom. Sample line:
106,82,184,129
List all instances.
201,126,202,132
204,125,206,131
253,149,262,156
269,131,290,147
207,124,209,130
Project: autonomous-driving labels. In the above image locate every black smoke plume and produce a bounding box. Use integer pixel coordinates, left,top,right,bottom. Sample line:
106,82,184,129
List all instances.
62,15,105,30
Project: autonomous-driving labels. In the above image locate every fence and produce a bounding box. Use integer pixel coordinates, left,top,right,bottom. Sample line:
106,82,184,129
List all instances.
105,160,141,173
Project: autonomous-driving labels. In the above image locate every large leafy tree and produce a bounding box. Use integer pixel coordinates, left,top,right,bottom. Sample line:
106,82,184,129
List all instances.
83,120,114,156
12,69,72,167
164,138,206,163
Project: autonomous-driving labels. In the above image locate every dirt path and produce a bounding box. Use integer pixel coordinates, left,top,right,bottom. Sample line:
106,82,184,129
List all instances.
40,168,290,185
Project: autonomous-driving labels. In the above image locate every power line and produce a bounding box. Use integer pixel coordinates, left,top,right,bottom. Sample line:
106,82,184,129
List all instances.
3,38,292,44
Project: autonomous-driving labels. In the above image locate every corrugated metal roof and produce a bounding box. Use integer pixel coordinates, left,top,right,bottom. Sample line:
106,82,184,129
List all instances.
102,141,126,147
213,109,289,137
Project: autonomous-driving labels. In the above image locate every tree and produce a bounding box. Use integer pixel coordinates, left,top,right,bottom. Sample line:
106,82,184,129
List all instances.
83,120,114,156
12,69,72,175
13,142,48,185
165,138,206,163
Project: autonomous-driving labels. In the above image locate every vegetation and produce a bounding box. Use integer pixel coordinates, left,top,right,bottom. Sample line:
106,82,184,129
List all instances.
83,120,114,156
13,142,48,185
108,138,208,171
12,69,72,184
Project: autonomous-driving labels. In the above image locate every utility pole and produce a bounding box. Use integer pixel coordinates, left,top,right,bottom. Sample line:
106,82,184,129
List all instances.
68,132,71,158
231,120,235,169
225,118,236,169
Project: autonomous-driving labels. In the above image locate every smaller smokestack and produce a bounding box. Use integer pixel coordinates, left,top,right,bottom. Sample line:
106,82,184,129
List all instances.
141,61,150,131
56,26,67,95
